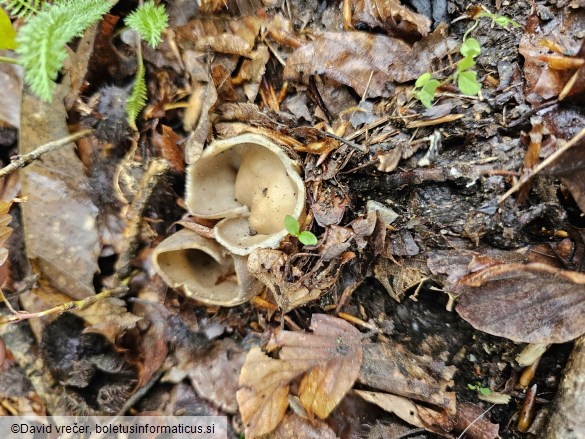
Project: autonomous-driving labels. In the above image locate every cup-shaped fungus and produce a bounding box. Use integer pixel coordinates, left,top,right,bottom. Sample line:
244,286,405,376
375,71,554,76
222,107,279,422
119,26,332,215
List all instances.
186,133,305,255
152,229,262,306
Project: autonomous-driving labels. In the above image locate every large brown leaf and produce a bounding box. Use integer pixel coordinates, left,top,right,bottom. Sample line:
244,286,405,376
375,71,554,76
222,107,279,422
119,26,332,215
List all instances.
278,314,363,419
352,0,431,38
236,346,304,438
237,314,363,437
20,90,100,300
455,263,585,343
284,24,456,98
358,342,456,412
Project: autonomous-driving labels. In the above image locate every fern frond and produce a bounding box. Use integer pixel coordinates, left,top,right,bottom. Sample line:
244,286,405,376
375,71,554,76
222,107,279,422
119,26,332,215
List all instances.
0,0,41,19
125,0,168,48
126,60,147,130
15,0,113,101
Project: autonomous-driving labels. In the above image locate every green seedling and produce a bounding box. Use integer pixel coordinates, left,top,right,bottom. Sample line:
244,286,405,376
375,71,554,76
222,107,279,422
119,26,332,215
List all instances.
467,381,491,396
284,215,318,246
476,11,521,30
124,0,168,129
414,9,518,107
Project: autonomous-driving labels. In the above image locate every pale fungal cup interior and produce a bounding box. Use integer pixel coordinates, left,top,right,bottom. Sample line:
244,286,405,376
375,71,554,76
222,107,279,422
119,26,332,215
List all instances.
156,248,237,298
187,134,305,255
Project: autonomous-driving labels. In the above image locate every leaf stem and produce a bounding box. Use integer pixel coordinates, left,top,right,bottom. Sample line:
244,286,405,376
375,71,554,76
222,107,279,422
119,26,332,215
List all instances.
0,129,93,179
0,56,19,65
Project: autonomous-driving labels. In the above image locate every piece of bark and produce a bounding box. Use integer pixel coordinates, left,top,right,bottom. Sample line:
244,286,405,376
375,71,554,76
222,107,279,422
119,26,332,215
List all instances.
544,335,585,438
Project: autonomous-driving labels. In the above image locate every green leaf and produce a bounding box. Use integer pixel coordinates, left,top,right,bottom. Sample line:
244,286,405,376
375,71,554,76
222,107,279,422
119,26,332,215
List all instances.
16,0,113,101
457,55,475,72
0,0,40,19
125,0,168,48
0,7,17,49
416,78,440,108
460,38,481,58
458,70,481,96
415,72,432,89
284,214,300,236
126,60,147,130
479,387,491,396
494,15,521,29
467,383,477,390
298,231,318,246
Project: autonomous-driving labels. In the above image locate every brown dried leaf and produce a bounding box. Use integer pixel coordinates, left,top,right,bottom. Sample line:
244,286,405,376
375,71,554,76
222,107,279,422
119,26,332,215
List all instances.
20,92,100,300
312,186,349,227
0,54,22,128
354,390,425,428
455,263,585,343
358,342,456,411
176,16,265,56
352,0,431,38
284,24,457,98
519,10,585,104
77,298,142,344
318,225,354,261
152,125,185,173
247,249,323,311
0,200,13,286
454,402,499,439
277,314,363,419
237,346,304,438
269,413,337,439
188,338,245,414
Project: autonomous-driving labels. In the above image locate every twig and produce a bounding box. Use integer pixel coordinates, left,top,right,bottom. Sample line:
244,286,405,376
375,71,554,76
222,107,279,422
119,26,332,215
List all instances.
323,131,368,153
114,158,170,281
0,284,128,325
0,56,19,65
499,126,585,203
0,129,93,179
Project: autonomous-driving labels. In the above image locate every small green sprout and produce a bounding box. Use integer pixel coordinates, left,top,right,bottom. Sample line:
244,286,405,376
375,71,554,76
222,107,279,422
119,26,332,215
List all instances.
476,11,521,30
413,10,517,108
284,215,318,246
467,381,491,396
413,72,441,109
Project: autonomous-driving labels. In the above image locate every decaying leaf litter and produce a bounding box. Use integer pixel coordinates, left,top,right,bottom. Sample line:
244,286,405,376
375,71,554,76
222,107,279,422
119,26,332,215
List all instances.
0,0,584,437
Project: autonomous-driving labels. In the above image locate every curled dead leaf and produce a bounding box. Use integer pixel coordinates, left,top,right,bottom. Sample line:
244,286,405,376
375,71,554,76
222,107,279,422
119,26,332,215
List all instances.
455,263,585,343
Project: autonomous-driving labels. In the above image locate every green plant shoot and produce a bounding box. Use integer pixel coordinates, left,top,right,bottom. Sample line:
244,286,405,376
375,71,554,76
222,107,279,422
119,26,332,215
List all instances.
124,1,169,128
413,10,518,107
0,0,41,19
15,0,113,101
125,0,168,48
284,215,318,246
467,382,491,396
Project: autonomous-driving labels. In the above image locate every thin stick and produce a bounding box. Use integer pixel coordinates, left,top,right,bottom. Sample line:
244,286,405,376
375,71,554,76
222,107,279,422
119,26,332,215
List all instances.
323,131,367,153
0,284,128,325
0,56,19,65
499,126,585,203
0,129,93,179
